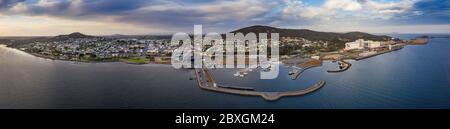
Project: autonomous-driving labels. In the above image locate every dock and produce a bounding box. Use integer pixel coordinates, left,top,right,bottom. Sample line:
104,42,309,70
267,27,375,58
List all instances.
194,68,326,101
327,60,352,73
290,64,321,80
218,85,255,91
290,69,303,80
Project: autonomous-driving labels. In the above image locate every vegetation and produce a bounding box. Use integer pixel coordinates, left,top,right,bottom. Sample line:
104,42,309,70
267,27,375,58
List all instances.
120,57,150,64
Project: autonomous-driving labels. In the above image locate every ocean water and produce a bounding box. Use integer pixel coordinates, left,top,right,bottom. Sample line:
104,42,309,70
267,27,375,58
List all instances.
0,35,449,109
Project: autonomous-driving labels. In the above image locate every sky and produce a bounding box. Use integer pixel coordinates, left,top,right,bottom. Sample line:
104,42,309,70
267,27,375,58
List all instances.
0,0,449,36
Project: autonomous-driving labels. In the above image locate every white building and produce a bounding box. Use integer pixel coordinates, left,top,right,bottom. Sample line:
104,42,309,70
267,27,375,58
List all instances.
311,56,320,60
344,39,381,51
367,40,381,49
302,43,312,48
345,40,364,50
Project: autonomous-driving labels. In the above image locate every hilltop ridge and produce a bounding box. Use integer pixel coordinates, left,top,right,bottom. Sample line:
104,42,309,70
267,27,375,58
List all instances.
231,25,392,42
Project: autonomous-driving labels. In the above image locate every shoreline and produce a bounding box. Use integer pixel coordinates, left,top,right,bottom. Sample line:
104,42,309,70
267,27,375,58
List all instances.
2,40,416,67
354,47,404,61
1,45,170,66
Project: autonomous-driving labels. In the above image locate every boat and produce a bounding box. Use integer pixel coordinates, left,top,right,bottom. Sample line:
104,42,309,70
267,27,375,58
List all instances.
289,70,297,75
288,71,294,75
233,72,240,77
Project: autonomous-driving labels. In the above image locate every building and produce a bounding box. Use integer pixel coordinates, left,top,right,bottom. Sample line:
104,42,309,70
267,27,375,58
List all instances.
344,39,381,51
302,43,312,48
311,56,320,60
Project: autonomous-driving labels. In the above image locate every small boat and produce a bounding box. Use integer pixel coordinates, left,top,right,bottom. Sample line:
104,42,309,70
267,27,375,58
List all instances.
239,74,244,78
288,70,295,75
243,72,248,75
233,72,240,77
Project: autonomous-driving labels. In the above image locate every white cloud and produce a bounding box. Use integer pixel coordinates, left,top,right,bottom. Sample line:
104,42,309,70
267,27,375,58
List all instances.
282,0,363,21
9,2,27,12
365,0,416,15
139,0,275,22
0,0,446,35
282,0,418,20
36,0,60,7
324,0,362,11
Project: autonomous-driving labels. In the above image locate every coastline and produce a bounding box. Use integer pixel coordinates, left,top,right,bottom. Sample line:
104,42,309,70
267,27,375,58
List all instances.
354,47,404,60
2,40,417,67
0,45,170,66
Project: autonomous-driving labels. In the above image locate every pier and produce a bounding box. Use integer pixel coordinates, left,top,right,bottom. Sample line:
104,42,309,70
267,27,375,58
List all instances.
290,65,321,80
194,68,326,101
290,69,302,80
218,85,255,91
327,60,352,73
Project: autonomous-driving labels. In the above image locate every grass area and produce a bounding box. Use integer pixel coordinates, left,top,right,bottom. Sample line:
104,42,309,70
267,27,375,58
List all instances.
79,57,121,62
120,57,150,64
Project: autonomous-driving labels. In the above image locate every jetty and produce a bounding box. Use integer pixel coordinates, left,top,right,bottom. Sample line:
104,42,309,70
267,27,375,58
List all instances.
218,85,255,91
327,60,352,73
290,66,308,80
194,68,326,101
284,58,322,80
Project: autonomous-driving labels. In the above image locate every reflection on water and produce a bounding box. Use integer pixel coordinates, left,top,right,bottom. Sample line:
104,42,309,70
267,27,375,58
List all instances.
0,36,450,109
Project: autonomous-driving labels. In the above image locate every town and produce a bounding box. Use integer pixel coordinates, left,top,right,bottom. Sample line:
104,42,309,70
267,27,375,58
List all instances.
15,33,175,64
5,26,427,66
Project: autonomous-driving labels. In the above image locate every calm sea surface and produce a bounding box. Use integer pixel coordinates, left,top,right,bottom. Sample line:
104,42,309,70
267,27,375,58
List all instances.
1,34,449,109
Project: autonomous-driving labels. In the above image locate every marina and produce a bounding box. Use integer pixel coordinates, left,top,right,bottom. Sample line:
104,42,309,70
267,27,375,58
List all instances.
194,68,326,101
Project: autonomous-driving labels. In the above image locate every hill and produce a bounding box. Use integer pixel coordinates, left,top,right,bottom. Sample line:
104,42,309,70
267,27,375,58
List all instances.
53,32,95,40
231,25,392,42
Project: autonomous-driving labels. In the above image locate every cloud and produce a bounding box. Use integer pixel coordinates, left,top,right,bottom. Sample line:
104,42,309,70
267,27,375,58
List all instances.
410,0,450,20
324,0,362,11
0,0,24,9
370,0,450,25
0,0,449,35
3,0,278,32
281,0,418,20
364,0,417,19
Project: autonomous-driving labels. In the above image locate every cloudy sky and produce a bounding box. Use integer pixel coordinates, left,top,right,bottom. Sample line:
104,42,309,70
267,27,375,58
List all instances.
0,0,449,36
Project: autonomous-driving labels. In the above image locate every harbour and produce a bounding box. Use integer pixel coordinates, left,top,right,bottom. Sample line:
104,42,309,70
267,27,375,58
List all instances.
194,68,326,101
0,35,450,108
